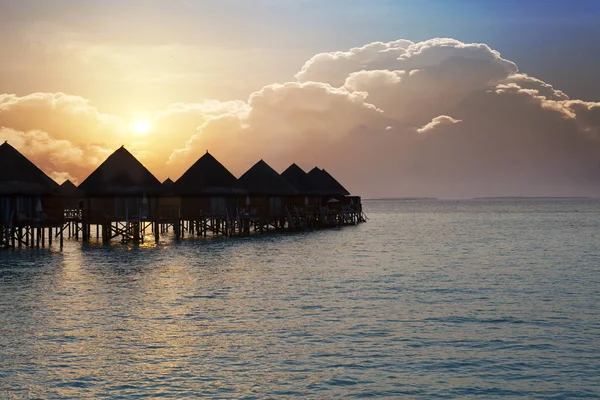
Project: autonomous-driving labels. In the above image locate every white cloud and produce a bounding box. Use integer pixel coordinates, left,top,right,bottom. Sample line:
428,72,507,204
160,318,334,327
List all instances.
417,115,462,134
2,38,599,197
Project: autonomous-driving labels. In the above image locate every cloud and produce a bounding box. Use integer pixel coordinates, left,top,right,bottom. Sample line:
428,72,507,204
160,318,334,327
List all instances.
1,38,599,197
0,127,111,184
417,115,461,134
0,92,126,147
295,40,413,86
169,81,391,176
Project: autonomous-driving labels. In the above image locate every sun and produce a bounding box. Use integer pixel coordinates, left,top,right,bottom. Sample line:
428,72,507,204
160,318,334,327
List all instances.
131,119,150,136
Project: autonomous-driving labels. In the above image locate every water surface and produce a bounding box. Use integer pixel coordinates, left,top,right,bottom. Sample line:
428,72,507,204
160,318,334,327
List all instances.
1,199,599,398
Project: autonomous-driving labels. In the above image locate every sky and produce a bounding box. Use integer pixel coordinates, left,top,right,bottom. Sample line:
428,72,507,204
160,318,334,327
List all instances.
1,0,600,198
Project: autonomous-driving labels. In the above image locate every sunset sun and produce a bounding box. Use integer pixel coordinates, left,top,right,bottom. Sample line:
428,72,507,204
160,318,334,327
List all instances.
131,119,150,136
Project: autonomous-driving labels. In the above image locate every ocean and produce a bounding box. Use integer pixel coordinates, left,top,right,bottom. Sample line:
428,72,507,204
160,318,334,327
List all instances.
1,199,599,398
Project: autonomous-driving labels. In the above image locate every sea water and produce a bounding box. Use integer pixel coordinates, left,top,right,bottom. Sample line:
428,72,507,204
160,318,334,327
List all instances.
1,199,599,398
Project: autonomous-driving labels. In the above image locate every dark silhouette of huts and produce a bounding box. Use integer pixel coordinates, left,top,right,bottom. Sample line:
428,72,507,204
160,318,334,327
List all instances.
172,152,245,221
162,177,174,189
307,167,357,213
60,179,85,211
0,142,62,225
78,146,162,222
307,167,350,198
157,177,179,220
238,160,297,217
281,163,320,214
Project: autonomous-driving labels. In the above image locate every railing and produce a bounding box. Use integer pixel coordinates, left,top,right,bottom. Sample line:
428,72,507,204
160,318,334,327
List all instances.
64,209,83,220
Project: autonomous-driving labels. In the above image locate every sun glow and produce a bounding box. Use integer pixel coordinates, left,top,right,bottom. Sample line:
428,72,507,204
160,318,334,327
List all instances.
131,119,150,136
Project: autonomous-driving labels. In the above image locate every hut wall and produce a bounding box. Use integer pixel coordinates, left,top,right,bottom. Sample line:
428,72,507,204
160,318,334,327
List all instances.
63,197,82,210
0,195,62,223
180,197,208,220
286,195,319,215
158,196,180,220
41,196,64,221
244,196,289,217
5,196,35,222
345,196,362,212
0,196,11,223
180,196,236,220
86,196,158,222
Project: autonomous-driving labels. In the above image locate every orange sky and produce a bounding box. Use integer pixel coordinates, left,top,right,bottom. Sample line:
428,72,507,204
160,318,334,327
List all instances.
1,1,600,198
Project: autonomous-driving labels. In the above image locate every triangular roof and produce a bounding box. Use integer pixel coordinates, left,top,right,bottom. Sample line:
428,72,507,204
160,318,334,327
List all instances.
281,163,316,195
173,152,244,195
238,160,298,196
60,179,84,197
78,146,161,195
307,167,350,196
321,169,350,196
161,177,175,196
0,141,60,195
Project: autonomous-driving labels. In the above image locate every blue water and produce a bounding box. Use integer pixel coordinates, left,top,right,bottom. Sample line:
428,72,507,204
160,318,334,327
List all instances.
1,199,600,398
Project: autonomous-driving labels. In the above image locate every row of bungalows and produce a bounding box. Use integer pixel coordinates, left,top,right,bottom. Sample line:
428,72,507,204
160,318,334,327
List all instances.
1,142,364,247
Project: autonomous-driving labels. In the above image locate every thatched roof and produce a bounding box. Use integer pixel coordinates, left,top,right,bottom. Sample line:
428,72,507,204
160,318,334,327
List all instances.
0,141,60,195
78,146,161,195
173,152,244,195
238,160,298,196
60,179,84,197
281,163,316,195
161,178,175,195
321,169,350,196
307,167,350,196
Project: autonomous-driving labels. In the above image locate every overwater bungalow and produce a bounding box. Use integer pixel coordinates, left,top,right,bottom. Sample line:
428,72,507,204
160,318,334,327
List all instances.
172,151,244,221
307,167,350,199
60,179,84,211
0,142,63,248
167,152,246,238
306,167,362,224
238,160,298,219
157,177,179,221
78,146,162,242
281,163,321,222
1,143,364,248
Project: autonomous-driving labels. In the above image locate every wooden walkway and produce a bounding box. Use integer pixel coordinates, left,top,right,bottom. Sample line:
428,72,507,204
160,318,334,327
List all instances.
1,205,366,249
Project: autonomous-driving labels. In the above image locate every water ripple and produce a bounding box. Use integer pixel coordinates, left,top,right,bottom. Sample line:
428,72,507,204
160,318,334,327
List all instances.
1,199,600,398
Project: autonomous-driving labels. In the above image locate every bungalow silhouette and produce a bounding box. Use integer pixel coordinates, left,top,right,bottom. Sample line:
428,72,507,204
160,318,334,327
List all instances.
172,151,245,221
1,142,364,248
238,159,297,218
281,163,320,215
60,179,84,211
78,146,162,241
306,167,361,218
0,142,63,248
